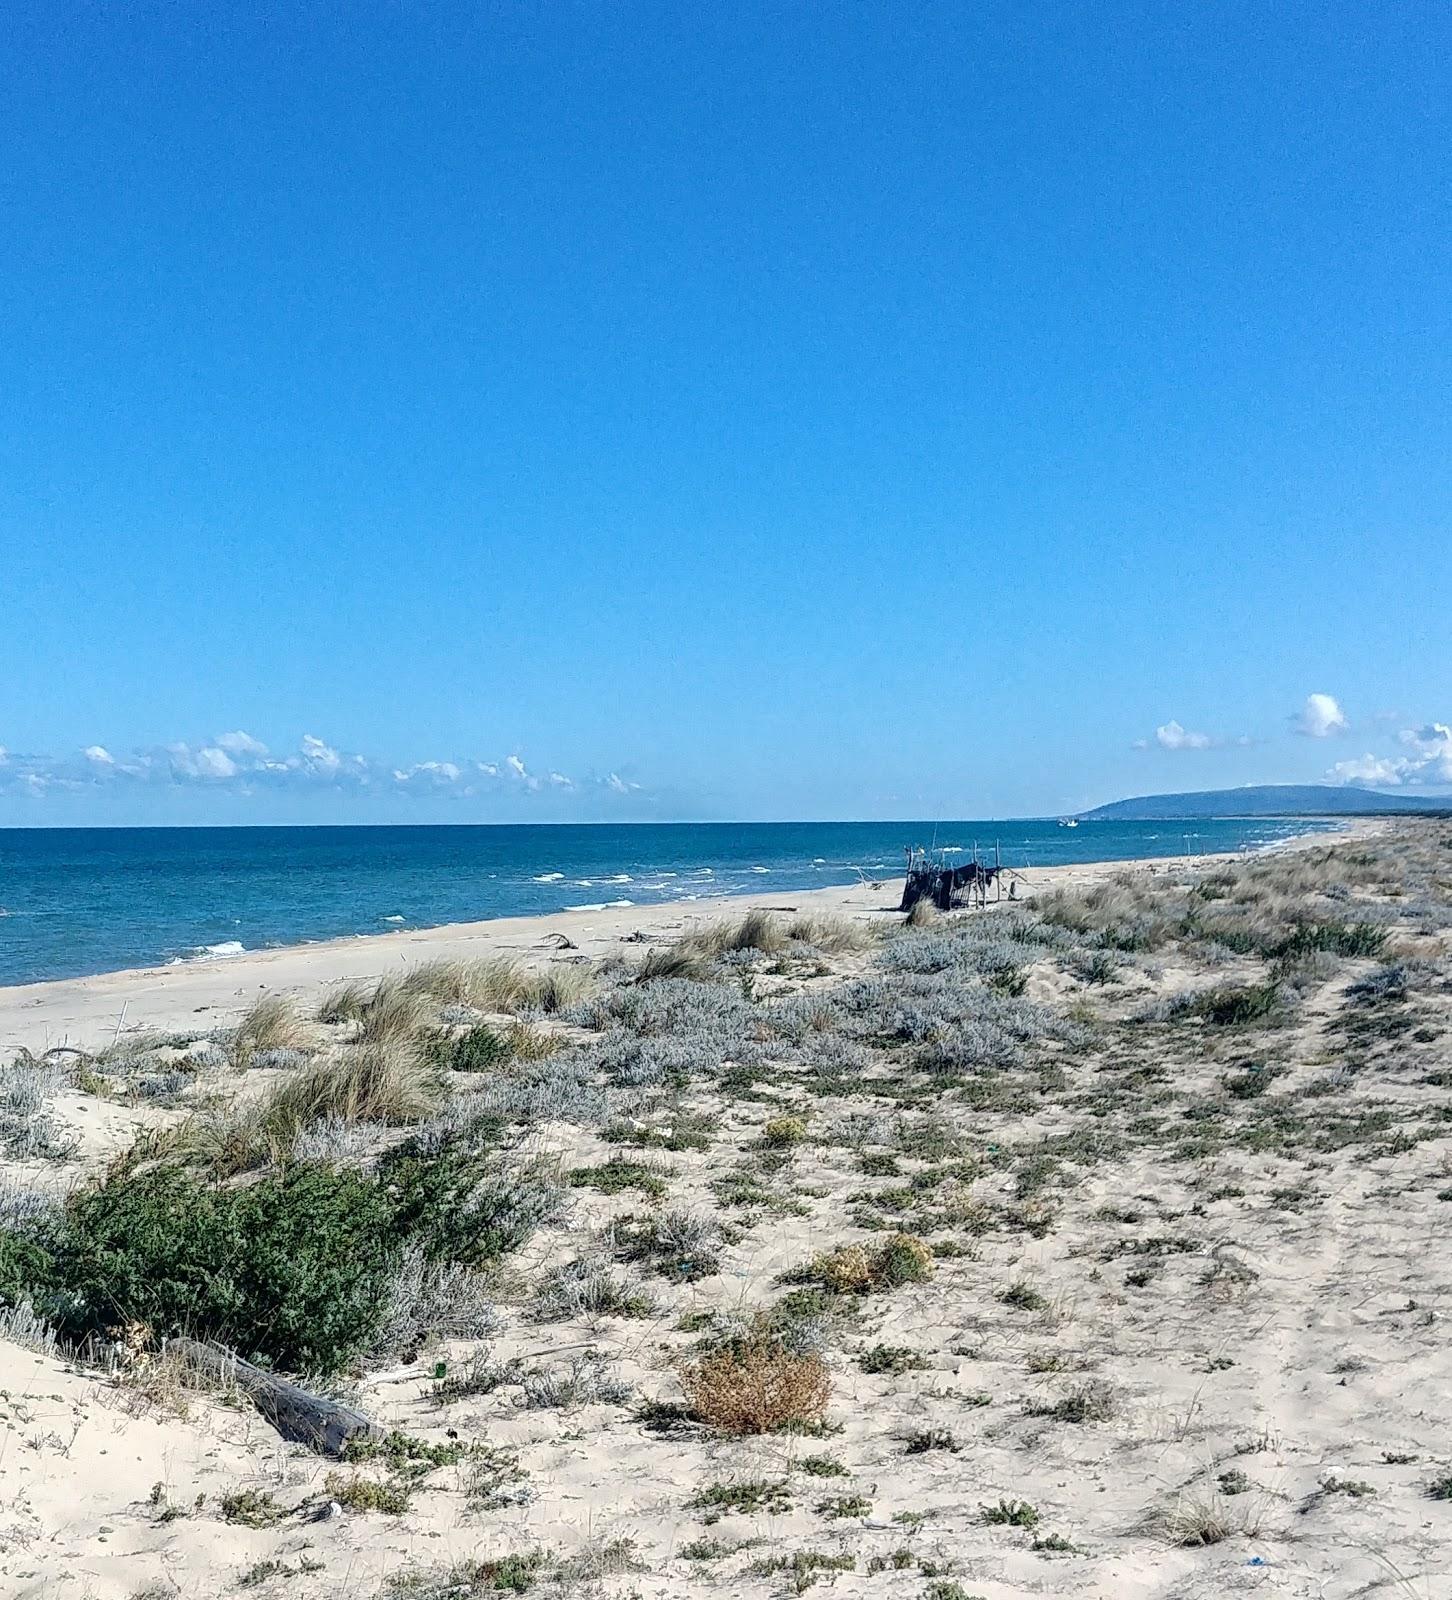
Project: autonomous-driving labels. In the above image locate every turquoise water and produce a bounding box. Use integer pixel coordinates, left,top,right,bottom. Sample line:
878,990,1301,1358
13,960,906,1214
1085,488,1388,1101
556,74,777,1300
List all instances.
0,818,1335,986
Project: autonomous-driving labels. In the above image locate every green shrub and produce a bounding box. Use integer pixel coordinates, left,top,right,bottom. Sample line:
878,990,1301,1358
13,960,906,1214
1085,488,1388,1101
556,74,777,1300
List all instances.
430,1025,510,1073
859,1343,928,1375
1277,920,1385,959
1185,982,1284,1027
381,1142,556,1266
1,1122,553,1377
325,1470,412,1514
219,1488,284,1527
981,1497,1040,1527
45,1162,398,1374
568,1159,667,1198
0,1228,56,1309
382,1552,548,1595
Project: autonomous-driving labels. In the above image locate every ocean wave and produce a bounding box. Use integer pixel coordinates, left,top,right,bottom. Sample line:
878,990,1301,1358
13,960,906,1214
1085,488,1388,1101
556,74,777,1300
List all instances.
381,914,406,924
173,940,247,963
603,874,633,883
533,872,565,882
749,865,769,874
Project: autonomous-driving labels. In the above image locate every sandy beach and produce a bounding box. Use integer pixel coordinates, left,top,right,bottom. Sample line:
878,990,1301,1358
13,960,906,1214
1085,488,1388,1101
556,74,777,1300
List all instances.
5,814,1446,1600
0,832,1367,1059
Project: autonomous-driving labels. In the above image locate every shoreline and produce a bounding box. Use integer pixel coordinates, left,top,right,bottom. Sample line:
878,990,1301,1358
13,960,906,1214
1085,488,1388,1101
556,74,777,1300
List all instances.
0,822,1373,1056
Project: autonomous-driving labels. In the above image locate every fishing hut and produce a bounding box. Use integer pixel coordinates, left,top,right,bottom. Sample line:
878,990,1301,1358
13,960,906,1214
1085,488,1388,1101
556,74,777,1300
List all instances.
899,842,1005,913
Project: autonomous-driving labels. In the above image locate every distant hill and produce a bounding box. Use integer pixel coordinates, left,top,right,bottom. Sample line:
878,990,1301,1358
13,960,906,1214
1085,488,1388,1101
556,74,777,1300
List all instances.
1078,785,1452,821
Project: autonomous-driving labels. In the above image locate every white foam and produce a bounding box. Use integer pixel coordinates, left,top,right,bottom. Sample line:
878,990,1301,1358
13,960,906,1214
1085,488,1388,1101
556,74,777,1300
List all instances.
603,874,633,883
193,940,246,961
381,914,405,924
533,872,565,882
565,902,608,912
749,866,769,874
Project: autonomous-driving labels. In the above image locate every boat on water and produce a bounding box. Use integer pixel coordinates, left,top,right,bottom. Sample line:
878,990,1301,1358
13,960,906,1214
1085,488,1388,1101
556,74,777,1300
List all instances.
1057,817,1079,827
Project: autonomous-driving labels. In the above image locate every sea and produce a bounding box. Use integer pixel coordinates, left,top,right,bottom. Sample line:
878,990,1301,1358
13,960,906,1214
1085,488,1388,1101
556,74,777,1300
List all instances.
0,818,1337,987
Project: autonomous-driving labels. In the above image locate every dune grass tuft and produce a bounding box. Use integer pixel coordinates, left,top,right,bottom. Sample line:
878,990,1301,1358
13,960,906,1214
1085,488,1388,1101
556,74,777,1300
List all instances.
263,1043,444,1137
357,976,433,1045
317,982,370,1025
175,1041,447,1172
636,943,715,984
722,909,788,955
231,995,310,1067
404,956,597,1014
785,913,874,953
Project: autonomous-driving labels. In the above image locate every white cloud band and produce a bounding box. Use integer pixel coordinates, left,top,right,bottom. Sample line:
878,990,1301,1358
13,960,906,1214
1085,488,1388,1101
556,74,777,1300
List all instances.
0,732,642,802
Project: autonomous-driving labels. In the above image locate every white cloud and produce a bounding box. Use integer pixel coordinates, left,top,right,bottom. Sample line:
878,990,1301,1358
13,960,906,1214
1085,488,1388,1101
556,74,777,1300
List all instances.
394,760,464,787
1137,718,1252,751
1153,719,1213,751
194,746,238,779
215,730,269,758
299,734,342,774
84,745,115,766
506,754,527,779
1328,754,1404,785
1297,693,1348,738
1330,721,1452,787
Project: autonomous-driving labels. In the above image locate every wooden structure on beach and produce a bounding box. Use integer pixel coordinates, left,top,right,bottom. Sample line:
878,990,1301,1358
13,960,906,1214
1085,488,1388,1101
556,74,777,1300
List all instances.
899,843,1006,913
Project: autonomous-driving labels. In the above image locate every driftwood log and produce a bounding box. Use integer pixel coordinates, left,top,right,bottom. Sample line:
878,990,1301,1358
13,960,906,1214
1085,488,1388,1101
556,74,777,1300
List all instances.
169,1338,383,1457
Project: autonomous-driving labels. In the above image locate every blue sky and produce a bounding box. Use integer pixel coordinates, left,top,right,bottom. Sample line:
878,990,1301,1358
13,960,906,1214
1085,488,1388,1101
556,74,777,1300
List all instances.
2,2,1447,824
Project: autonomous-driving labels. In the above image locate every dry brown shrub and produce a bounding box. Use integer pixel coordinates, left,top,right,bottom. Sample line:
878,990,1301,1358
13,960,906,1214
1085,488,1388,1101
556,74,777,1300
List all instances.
680,1335,830,1435
812,1232,934,1294
814,1243,876,1294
